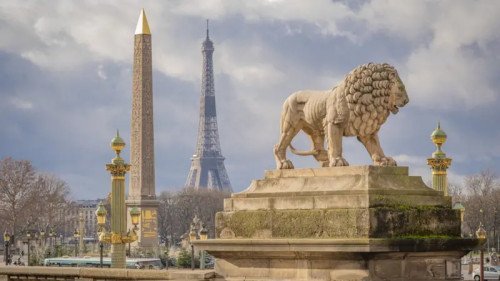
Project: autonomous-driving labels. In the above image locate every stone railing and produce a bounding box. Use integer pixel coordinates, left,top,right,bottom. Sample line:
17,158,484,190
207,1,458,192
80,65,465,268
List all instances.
0,266,216,281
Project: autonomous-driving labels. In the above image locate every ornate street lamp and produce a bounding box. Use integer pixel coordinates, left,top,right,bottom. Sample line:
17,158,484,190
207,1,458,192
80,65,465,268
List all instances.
199,224,208,269
452,202,465,236
4,231,11,266
189,223,197,270
48,228,55,257
39,229,46,251
26,232,32,266
73,229,80,257
95,202,107,268
188,215,207,270
130,207,141,230
96,131,140,268
476,223,487,281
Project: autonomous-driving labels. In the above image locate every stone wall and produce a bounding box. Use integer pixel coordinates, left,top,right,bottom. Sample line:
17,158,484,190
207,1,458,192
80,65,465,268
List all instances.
0,266,216,281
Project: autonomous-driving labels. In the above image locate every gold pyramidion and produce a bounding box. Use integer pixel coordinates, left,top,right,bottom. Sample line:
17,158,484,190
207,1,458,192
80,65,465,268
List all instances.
135,9,151,35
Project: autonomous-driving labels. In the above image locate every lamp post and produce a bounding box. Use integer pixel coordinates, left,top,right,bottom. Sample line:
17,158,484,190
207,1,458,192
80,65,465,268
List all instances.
48,229,55,257
73,229,80,257
477,222,487,281
4,231,11,266
26,232,32,266
95,202,107,268
189,223,197,270
40,229,45,250
427,123,452,195
164,240,169,270
452,202,465,236
59,234,63,245
199,224,208,269
96,131,140,268
78,212,84,256
188,216,207,270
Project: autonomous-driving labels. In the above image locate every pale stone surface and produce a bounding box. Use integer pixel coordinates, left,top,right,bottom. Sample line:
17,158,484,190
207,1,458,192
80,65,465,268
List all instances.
195,238,477,281
128,17,159,249
193,165,480,280
229,166,447,209
273,63,409,170
217,166,457,239
0,266,216,280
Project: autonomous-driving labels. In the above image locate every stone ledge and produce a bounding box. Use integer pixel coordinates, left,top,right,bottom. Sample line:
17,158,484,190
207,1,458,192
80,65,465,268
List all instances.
193,238,481,254
225,192,449,211
264,166,409,179
0,267,216,280
233,166,440,200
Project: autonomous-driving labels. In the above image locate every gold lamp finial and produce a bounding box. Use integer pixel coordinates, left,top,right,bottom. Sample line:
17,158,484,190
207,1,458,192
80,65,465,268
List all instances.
110,130,126,156
431,121,447,147
135,9,151,35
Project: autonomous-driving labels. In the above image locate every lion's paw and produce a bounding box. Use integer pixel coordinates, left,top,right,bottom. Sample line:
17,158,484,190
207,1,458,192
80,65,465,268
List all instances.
373,155,397,166
329,157,349,167
279,160,294,169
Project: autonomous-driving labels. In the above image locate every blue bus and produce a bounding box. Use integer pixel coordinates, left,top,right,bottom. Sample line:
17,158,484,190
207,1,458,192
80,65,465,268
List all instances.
43,256,163,269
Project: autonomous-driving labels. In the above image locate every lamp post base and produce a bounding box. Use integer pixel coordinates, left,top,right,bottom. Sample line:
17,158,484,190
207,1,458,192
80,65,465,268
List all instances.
480,249,484,281
100,243,104,268
111,244,126,268
191,245,195,270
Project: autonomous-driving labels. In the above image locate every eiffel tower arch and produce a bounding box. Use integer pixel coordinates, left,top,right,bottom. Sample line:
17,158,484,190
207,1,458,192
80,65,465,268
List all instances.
185,21,232,192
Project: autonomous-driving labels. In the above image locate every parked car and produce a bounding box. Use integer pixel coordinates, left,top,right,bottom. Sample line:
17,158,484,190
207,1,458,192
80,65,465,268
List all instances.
473,265,500,281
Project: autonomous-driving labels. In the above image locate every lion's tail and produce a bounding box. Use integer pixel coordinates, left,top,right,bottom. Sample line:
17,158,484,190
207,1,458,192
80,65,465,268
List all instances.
289,144,318,156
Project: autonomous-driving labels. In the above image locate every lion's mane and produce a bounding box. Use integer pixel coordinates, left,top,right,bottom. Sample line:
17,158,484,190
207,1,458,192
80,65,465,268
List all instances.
342,63,399,137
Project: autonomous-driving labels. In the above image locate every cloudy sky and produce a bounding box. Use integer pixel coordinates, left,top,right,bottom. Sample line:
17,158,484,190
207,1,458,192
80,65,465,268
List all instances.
1,0,499,199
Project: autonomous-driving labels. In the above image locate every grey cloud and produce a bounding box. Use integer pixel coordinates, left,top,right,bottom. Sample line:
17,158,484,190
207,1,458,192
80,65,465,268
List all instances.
0,1,499,198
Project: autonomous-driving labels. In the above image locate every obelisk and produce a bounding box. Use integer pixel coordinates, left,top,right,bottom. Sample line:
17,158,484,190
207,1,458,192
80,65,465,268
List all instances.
126,9,159,250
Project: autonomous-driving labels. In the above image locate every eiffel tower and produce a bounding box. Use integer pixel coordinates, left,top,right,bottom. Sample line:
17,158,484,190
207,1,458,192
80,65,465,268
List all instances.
185,21,232,192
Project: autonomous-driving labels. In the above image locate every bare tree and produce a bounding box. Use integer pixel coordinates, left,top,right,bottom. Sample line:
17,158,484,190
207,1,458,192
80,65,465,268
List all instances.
0,157,73,243
459,170,499,245
157,188,229,246
35,174,72,233
0,157,39,240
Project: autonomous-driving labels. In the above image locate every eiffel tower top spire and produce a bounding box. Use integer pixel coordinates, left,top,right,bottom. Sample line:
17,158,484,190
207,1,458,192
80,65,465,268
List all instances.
206,19,209,39
202,20,214,52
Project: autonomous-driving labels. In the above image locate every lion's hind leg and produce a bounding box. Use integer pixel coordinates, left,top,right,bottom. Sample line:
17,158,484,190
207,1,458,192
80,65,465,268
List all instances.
303,126,329,167
274,119,302,170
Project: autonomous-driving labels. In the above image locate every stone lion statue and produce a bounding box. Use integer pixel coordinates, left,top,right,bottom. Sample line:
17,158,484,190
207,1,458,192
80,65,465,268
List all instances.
274,63,409,169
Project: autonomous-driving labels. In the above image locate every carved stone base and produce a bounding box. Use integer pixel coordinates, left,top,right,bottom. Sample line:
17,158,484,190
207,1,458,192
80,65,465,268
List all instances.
216,166,459,239
195,238,479,281
194,167,482,280
126,199,159,250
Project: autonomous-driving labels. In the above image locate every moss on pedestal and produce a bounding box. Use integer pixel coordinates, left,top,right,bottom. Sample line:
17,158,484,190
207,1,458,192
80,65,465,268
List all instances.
216,206,460,239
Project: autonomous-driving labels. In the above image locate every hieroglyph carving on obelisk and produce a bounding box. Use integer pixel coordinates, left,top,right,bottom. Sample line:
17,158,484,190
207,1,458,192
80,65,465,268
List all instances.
126,9,159,250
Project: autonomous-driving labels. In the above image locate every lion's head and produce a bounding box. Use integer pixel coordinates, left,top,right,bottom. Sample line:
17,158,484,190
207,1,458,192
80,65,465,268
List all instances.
343,63,409,137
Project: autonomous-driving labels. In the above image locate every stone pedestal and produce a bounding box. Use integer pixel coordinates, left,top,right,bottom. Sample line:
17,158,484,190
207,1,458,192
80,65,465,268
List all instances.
126,199,159,251
194,166,481,280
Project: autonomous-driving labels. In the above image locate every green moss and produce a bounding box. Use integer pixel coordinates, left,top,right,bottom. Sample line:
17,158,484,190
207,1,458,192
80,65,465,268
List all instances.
272,209,325,238
369,206,461,238
215,205,461,239
371,195,448,210
225,211,271,238
394,235,454,239
323,209,369,238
